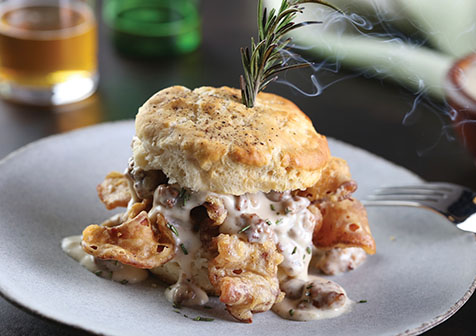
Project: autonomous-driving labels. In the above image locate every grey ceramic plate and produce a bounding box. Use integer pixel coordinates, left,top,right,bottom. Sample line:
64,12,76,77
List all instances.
1,121,475,336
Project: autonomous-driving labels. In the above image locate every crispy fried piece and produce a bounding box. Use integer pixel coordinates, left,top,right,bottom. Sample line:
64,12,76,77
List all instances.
296,157,356,202
204,195,227,225
82,211,175,269
97,171,131,210
208,234,284,323
126,198,152,219
313,198,376,254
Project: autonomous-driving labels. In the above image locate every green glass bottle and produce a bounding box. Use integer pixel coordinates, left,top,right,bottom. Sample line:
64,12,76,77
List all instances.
103,0,201,58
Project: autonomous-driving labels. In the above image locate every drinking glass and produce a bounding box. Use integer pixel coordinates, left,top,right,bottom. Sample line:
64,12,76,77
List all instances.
103,0,200,58
445,53,476,161
0,0,98,105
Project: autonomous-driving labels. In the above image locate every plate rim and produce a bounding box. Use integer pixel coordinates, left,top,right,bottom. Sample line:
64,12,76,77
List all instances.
0,120,475,336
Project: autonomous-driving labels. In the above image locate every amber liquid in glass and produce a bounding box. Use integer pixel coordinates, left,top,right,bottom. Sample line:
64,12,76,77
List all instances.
0,1,97,104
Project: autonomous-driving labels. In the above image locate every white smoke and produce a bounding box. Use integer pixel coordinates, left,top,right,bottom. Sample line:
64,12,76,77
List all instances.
263,0,476,153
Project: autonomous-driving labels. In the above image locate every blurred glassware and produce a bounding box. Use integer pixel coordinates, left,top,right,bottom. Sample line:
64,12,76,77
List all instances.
0,0,98,106
264,0,476,101
445,53,476,162
103,0,201,58
265,0,476,161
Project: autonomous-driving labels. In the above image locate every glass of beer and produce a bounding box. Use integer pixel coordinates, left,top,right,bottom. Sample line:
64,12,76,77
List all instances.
0,0,97,105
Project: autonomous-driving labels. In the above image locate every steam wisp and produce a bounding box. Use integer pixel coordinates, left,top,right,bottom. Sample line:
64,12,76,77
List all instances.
263,0,476,154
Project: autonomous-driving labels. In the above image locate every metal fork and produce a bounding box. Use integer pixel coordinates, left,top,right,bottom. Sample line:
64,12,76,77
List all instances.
362,183,476,233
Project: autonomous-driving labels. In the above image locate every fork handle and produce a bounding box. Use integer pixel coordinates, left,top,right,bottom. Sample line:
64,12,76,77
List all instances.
447,190,476,222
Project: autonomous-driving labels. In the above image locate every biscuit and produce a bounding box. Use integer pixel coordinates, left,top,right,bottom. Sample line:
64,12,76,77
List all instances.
133,86,330,195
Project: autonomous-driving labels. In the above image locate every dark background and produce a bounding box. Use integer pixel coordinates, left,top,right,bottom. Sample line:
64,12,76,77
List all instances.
1,0,475,335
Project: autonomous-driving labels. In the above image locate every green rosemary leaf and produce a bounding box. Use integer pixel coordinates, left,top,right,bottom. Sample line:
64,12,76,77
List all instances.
166,222,179,237
238,225,251,233
180,243,189,255
293,0,343,14
265,63,310,79
178,188,190,207
192,316,215,322
240,0,340,108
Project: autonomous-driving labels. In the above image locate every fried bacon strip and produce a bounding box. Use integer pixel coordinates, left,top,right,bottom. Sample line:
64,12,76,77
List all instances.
208,234,284,323
313,198,376,254
82,211,175,268
97,171,131,210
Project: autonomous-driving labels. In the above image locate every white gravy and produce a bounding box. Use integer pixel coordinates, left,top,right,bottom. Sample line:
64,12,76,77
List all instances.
146,186,351,320
61,235,98,272
63,180,353,321
61,235,148,284
273,275,352,321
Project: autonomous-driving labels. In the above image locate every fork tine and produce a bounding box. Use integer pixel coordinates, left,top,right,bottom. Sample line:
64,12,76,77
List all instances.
373,189,446,197
366,194,441,202
362,199,425,208
363,182,476,229
374,184,455,193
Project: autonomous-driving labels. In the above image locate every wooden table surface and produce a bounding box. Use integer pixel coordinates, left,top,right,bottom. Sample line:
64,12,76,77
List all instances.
1,1,475,335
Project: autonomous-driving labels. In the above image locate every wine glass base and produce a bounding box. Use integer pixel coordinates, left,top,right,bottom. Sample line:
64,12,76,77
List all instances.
0,72,99,106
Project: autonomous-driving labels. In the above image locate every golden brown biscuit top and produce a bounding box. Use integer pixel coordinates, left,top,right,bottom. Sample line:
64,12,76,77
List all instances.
133,86,330,194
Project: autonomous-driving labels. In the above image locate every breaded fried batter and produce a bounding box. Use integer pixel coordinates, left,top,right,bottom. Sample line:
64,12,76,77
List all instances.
127,199,152,219
313,198,376,254
82,211,175,268
297,157,356,202
208,234,284,323
97,171,131,210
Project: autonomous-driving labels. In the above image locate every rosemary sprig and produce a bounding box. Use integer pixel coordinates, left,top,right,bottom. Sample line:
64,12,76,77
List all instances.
240,0,341,108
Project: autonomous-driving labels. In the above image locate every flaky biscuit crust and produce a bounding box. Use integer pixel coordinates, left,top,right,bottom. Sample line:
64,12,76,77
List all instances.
133,86,330,195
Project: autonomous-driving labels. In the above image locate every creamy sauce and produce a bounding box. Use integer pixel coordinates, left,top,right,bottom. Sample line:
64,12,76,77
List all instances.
165,274,209,306
148,188,211,305
61,235,98,272
218,192,315,278
64,168,354,321
315,247,367,275
110,263,149,283
143,185,351,320
146,188,318,304
61,235,148,284
273,275,352,321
